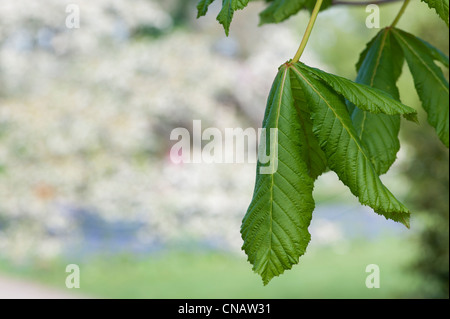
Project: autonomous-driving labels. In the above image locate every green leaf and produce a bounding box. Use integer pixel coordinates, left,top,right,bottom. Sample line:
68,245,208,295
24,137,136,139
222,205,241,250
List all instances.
217,0,250,36
217,0,234,36
291,63,411,227
350,28,405,175
233,0,250,9
295,62,417,122
421,0,449,26
260,0,307,25
304,0,333,13
354,30,379,75
241,66,315,285
392,28,449,148
259,0,332,25
354,29,404,101
419,37,450,68
290,70,328,179
197,0,216,18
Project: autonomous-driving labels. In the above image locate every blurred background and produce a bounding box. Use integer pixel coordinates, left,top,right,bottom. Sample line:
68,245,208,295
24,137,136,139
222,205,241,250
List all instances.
0,0,448,298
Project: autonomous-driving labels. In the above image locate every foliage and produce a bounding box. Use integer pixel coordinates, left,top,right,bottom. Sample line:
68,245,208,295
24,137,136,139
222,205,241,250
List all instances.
259,0,333,25
421,0,449,25
197,0,449,284
392,28,449,147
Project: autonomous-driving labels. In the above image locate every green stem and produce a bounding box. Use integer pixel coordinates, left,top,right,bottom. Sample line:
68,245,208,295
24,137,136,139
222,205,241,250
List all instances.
292,0,324,63
390,0,411,27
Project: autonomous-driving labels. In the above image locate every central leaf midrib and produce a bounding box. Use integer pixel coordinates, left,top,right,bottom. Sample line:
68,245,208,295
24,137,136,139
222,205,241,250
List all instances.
359,28,390,140
370,29,389,87
266,67,289,268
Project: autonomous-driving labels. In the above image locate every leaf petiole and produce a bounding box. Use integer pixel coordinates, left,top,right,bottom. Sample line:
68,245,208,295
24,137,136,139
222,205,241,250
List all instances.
292,0,324,63
390,0,411,27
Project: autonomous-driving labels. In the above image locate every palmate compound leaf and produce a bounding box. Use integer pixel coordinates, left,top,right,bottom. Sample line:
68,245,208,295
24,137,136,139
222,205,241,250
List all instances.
196,0,250,36
291,62,415,227
421,0,449,26
241,65,315,285
349,28,405,175
242,62,417,285
392,28,450,148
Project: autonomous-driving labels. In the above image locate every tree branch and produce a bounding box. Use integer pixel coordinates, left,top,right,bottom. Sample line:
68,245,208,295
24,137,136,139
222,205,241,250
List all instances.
332,0,402,5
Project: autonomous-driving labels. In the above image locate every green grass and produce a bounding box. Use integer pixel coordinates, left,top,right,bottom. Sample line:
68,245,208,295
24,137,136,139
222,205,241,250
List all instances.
0,237,424,299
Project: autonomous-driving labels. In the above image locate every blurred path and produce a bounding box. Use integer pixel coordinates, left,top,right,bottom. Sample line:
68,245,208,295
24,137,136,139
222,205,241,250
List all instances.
0,275,87,299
